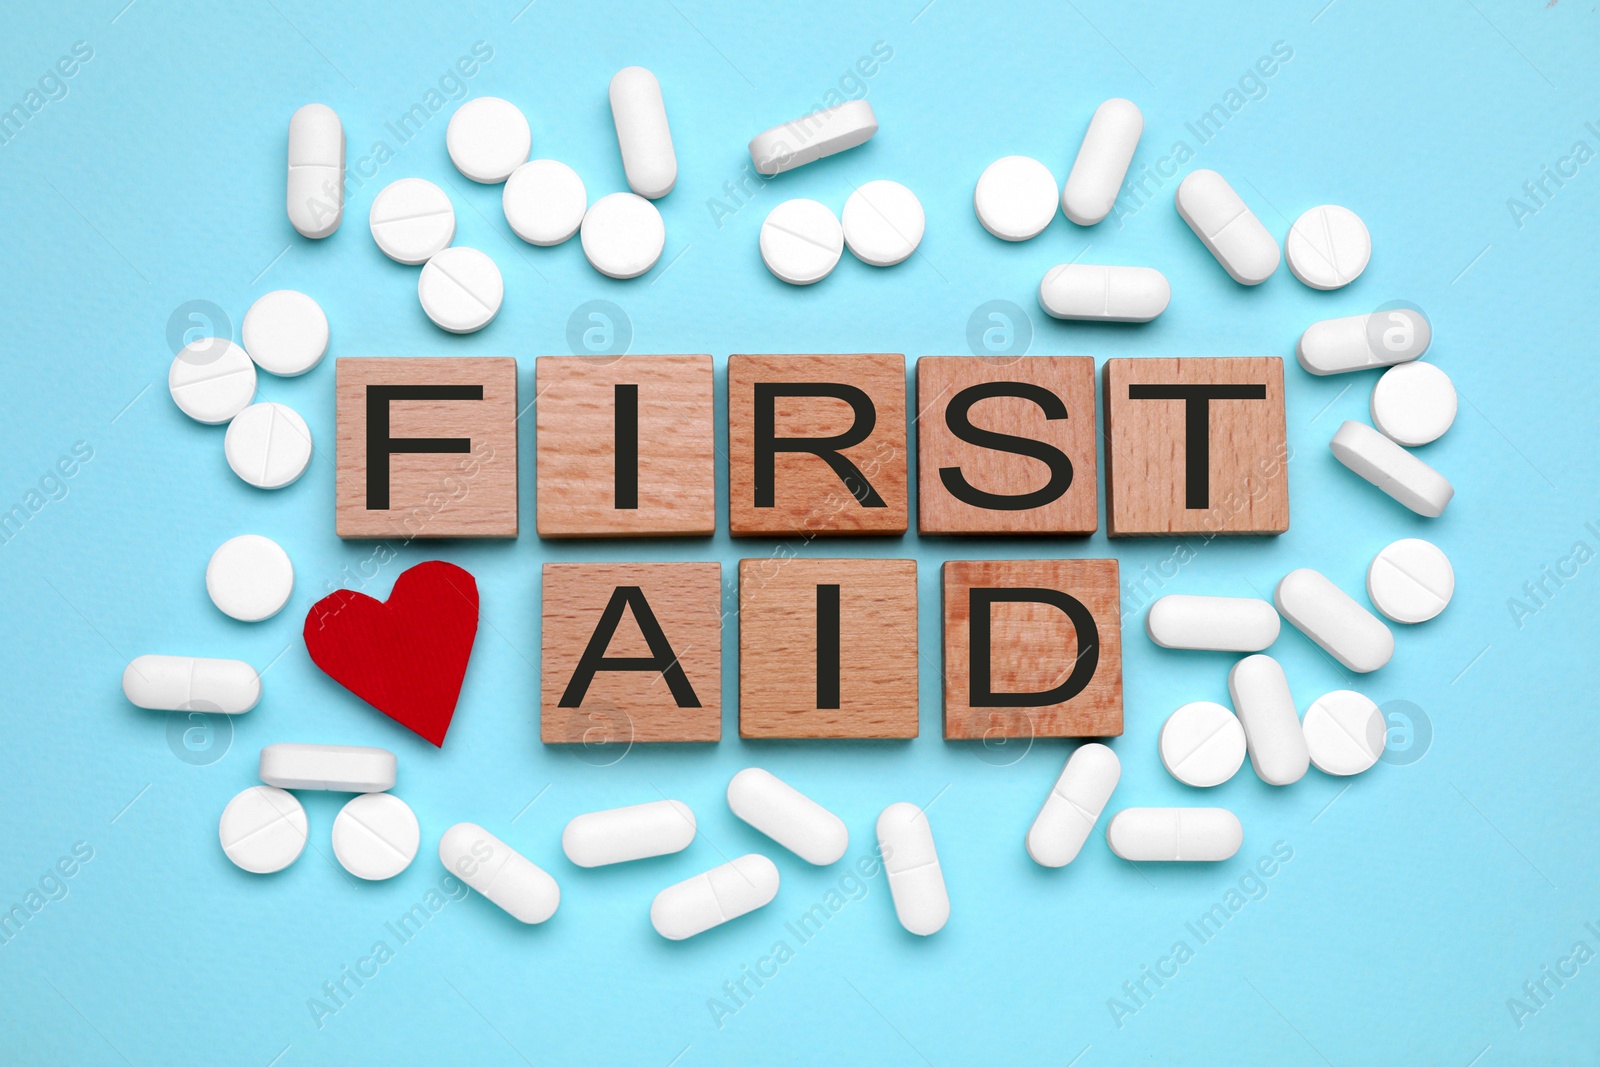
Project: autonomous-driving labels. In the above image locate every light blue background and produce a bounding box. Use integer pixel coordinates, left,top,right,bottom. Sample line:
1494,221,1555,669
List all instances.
2,1,1597,1063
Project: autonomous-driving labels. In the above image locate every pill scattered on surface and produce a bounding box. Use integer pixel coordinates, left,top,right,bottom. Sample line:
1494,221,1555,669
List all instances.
503,160,586,246
1039,264,1169,321
1297,308,1431,375
1025,742,1120,868
220,785,307,874
1285,204,1370,290
1146,594,1280,652
439,822,560,924
1159,702,1248,788
446,96,530,183
241,290,328,377
726,768,848,866
1368,537,1454,624
206,534,294,622
123,654,261,714
650,854,779,940
1275,567,1394,673
259,743,396,792
562,800,696,867
1330,420,1454,517
748,99,878,176
609,66,676,199
760,198,843,285
369,178,455,265
332,792,419,880
418,246,503,333
580,192,665,279
1302,690,1386,776
974,155,1058,241
1175,169,1279,285
1106,808,1242,862
1228,654,1309,786
224,402,313,489
878,802,949,935
842,179,924,267
1061,98,1142,226
1371,362,1457,446
169,340,257,424
287,103,343,239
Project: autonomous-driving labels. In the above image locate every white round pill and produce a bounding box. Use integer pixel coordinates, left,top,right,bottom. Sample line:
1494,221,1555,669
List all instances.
1159,701,1248,788
169,340,257,424
369,178,456,264
332,792,420,880
504,159,587,246
974,155,1058,241
842,180,924,267
759,198,843,285
206,534,294,622
446,96,530,184
1285,204,1371,290
1367,537,1454,624
241,290,328,377
1302,690,1386,776
418,246,503,333
224,402,313,489
220,785,307,874
580,192,665,279
1371,362,1457,447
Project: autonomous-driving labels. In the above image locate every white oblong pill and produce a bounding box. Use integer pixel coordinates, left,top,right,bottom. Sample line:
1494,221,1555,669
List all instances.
169,340,257,424
580,192,665,279
1174,169,1279,285
503,160,586,246
726,768,848,866
1371,362,1457,446
1039,263,1169,322
842,180,924,267
1368,537,1454,624
1159,702,1248,788
651,854,779,940
1146,595,1280,652
123,654,261,713
220,785,307,873
332,792,419,880
1275,568,1394,673
609,66,676,199
206,534,294,622
241,290,328,377
1330,420,1454,517
369,178,456,265
877,802,949,936
439,822,560,924
561,800,696,867
1061,98,1142,226
1285,204,1370,290
1106,808,1241,862
446,96,530,184
1303,690,1386,776
974,155,1058,241
760,198,843,285
1025,742,1120,868
748,99,878,176
1297,309,1431,375
224,402,313,489
287,103,343,239
259,743,396,792
1227,654,1309,786
418,246,503,334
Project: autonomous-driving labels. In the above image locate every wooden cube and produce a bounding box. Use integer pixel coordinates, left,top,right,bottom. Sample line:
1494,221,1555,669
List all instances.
336,357,518,539
1103,357,1289,537
916,356,1098,535
943,559,1122,740
738,557,918,738
727,354,908,536
540,562,723,744
535,355,715,538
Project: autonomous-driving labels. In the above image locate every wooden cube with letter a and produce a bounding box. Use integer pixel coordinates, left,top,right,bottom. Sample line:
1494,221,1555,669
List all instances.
943,559,1122,740
541,562,722,744
336,357,518,539
1102,357,1288,537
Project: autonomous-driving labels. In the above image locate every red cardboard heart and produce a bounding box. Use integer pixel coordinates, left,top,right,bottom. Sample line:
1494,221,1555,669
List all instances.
303,560,479,747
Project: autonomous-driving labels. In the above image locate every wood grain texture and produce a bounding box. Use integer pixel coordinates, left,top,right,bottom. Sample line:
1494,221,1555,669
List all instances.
916,355,1098,535
942,558,1123,740
727,354,908,536
738,557,918,738
1103,357,1289,537
535,355,715,538
336,357,518,539
540,562,722,744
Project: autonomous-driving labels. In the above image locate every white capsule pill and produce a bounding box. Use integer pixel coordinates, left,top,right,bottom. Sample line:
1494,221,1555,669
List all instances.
562,800,696,867
446,96,530,184
418,246,503,334
1106,808,1242,862
609,67,676,199
287,103,343,239
1039,263,1169,322
1285,204,1370,290
748,99,878,176
1275,568,1394,673
726,768,848,866
1302,690,1386,776
439,822,560,924
1159,702,1247,788
760,198,843,285
123,654,261,714
1371,362,1457,446
369,178,455,265
877,802,949,936
1025,742,1120,868
1330,420,1453,517
220,785,307,874
842,180,924,267
1297,309,1431,375
1061,98,1142,226
224,402,313,489
259,742,396,792
580,192,665,279
241,290,327,377
332,792,419,880
1227,654,1309,786
1368,537,1454,624
1175,169,1279,285
974,155,1058,241
206,534,294,622
1146,595,1280,652
503,160,586,246
651,854,780,940
169,340,257,424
